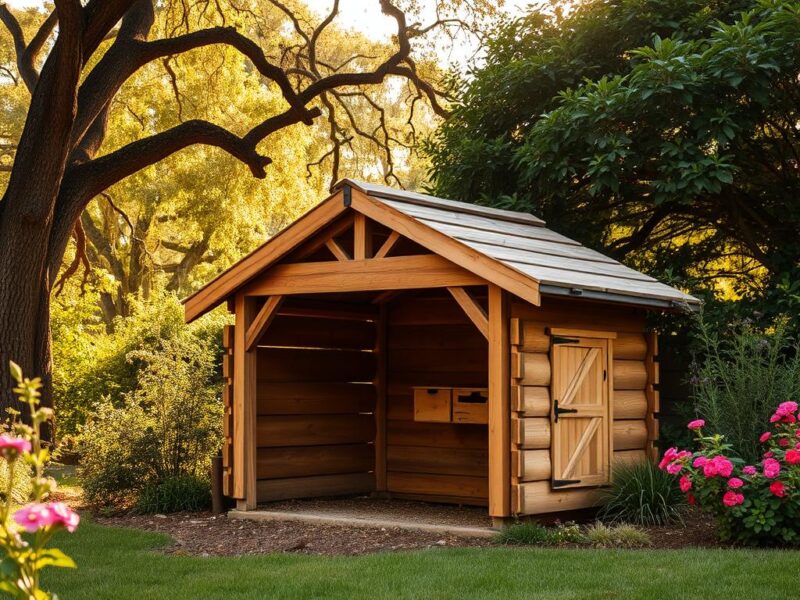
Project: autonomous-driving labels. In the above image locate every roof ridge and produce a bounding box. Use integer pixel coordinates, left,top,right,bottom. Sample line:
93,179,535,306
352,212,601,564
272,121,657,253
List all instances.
335,178,546,227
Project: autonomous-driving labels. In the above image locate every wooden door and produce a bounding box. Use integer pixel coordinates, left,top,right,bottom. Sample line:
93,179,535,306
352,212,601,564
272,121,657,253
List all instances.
551,336,611,489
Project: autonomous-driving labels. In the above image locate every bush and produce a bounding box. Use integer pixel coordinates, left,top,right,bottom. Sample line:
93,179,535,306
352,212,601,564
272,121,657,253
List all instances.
584,522,651,548
135,475,212,514
77,330,222,510
497,521,583,546
660,408,800,546
597,461,686,526
691,318,800,463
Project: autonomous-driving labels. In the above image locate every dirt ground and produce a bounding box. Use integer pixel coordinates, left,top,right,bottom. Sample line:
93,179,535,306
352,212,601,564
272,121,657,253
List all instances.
95,497,722,556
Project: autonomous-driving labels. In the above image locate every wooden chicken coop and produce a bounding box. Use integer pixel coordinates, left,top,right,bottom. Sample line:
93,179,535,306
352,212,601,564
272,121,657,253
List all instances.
183,180,700,523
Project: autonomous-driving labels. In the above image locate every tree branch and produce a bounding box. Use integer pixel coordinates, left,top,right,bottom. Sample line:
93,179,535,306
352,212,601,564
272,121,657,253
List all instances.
0,4,38,92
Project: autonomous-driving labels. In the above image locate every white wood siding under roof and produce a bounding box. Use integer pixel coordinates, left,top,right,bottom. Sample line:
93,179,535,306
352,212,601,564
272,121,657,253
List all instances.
342,179,700,309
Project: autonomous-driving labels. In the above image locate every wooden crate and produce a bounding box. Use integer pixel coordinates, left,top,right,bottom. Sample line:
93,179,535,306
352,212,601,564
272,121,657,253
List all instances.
413,387,452,422
452,388,488,424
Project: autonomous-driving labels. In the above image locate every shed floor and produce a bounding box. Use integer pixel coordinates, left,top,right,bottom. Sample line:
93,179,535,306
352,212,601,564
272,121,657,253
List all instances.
230,496,495,538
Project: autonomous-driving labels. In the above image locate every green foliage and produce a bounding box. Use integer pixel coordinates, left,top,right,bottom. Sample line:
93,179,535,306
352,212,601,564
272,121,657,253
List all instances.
496,521,583,546
691,317,800,463
583,522,652,548
134,475,211,514
427,0,800,304
598,461,686,526
76,322,223,510
0,456,32,507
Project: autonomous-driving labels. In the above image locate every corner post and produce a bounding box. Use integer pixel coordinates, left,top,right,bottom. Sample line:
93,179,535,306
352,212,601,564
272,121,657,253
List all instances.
488,284,511,517
234,293,259,510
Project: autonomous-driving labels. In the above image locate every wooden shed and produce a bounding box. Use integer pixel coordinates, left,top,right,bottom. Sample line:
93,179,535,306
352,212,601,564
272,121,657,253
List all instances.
183,180,700,523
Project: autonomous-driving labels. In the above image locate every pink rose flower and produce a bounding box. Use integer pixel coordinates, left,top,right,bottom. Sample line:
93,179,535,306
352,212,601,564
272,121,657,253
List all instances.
0,434,31,456
770,414,781,423
703,461,718,478
658,447,678,470
14,504,57,533
693,456,708,468
742,466,757,476
759,432,772,443
763,458,781,479
769,480,786,498
785,449,800,465
687,419,705,430
687,493,696,505
666,463,682,475
779,438,790,447
711,456,734,478
727,477,744,489
49,502,80,533
776,401,798,416
764,451,774,458
784,414,797,424
679,475,692,493
722,491,744,507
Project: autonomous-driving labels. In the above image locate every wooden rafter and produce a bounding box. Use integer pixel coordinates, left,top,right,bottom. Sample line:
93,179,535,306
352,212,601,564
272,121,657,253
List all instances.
245,295,284,351
293,214,355,262
325,238,351,261
448,286,489,340
374,230,401,259
371,290,403,304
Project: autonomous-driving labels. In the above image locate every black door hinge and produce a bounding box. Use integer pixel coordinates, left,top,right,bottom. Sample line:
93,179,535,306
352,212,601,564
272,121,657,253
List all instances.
552,479,582,488
552,335,580,345
553,400,578,422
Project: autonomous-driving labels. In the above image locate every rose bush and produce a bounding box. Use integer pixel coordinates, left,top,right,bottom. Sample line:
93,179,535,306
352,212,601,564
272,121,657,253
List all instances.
660,405,800,546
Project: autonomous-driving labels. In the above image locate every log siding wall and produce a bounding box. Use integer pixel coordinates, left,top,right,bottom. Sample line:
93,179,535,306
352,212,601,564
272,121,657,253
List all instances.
509,297,654,515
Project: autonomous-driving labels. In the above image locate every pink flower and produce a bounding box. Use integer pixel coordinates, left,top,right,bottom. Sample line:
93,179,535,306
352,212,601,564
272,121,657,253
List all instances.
770,414,781,423
711,456,734,478
703,461,718,478
776,401,798,416
687,493,696,505
679,476,692,493
763,458,781,479
759,432,772,443
769,480,786,498
784,414,797,424
14,504,57,533
742,466,757,476
693,456,708,468
0,434,31,456
722,491,744,507
785,449,800,465
49,502,80,533
666,463,682,475
658,447,678,470
687,419,705,431
764,451,774,459
779,438,790,447
727,477,744,489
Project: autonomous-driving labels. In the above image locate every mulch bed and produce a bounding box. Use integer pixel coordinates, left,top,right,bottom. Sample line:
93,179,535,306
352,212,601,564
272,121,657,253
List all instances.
95,500,724,556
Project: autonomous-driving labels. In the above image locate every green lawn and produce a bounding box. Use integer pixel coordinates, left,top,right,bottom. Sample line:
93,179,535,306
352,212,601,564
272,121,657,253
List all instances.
42,519,795,599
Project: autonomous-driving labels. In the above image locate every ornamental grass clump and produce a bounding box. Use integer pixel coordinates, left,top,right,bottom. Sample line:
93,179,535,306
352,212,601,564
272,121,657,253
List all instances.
660,407,800,546
0,362,80,599
597,461,686,526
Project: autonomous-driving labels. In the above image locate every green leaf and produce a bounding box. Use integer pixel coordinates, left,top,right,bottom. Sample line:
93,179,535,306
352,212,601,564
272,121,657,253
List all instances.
34,548,77,570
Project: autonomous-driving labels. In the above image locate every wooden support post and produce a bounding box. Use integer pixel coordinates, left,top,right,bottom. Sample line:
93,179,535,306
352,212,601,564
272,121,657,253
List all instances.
645,331,660,462
374,304,388,491
234,294,259,510
488,284,511,517
448,286,489,339
245,295,284,351
354,213,371,260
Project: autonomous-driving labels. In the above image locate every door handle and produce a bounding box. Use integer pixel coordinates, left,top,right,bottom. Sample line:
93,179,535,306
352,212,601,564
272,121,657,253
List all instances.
553,400,578,423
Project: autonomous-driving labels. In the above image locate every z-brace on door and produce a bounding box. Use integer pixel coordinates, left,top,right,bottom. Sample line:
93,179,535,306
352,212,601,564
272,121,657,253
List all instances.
551,336,611,489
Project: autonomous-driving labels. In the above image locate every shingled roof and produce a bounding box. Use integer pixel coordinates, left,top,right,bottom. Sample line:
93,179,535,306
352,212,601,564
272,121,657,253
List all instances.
339,180,700,309
184,179,699,322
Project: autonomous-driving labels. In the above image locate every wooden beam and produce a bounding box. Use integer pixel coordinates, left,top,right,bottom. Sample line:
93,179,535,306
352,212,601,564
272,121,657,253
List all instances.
244,254,485,296
371,290,403,304
350,189,541,307
374,230,401,259
354,213,371,260
184,190,348,322
325,238,351,262
233,294,258,509
447,287,489,339
374,304,388,491
245,296,284,351
292,214,355,261
488,284,511,518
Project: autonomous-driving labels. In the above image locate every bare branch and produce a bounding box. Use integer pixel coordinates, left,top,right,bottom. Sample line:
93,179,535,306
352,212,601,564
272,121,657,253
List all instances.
0,4,38,91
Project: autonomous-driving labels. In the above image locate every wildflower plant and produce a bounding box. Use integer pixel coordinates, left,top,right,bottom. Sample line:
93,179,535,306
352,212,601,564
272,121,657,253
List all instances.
660,403,800,546
0,362,79,599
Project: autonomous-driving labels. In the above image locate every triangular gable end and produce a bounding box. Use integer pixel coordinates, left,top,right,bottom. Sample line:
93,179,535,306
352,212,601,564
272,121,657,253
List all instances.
183,184,542,322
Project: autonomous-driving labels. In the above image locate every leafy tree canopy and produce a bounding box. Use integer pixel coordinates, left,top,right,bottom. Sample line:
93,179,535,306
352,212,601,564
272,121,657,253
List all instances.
427,0,799,313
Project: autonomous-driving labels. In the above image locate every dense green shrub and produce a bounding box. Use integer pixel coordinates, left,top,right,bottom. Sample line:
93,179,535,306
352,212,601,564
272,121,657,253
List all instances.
598,461,686,526
583,522,651,548
691,318,800,463
77,331,223,509
134,475,212,514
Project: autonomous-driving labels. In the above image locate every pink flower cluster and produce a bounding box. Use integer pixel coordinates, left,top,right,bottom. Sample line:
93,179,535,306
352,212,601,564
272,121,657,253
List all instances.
770,401,798,424
0,434,31,457
13,502,79,534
